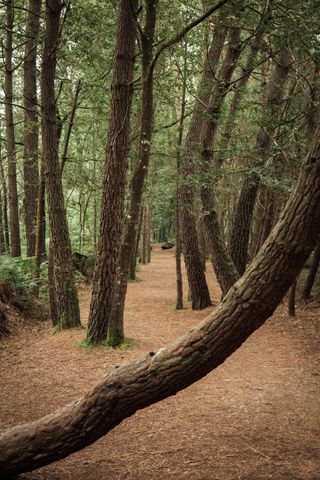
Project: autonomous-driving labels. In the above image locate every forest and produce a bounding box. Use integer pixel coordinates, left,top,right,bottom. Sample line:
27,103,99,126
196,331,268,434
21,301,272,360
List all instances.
0,0,320,478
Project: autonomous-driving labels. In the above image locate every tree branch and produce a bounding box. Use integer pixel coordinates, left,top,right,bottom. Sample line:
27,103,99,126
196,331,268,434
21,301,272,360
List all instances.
149,0,231,76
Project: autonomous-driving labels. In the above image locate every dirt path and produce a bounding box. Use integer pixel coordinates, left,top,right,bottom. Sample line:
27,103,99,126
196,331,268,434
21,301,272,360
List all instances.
0,244,319,480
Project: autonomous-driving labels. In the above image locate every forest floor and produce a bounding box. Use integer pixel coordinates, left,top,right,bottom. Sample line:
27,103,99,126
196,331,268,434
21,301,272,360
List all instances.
0,244,319,480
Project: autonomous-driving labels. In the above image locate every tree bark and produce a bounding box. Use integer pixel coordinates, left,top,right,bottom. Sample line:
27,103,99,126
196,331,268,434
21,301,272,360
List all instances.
5,0,21,257
302,241,320,300
179,21,227,310
199,25,242,295
60,79,82,173
252,186,275,257
1,124,320,479
175,42,188,311
48,239,58,326
0,188,6,254
0,148,10,252
141,204,151,265
129,207,143,280
229,48,293,275
108,0,157,346
33,155,46,299
41,0,81,329
86,0,137,345
0,125,7,254
288,279,297,317
23,0,41,256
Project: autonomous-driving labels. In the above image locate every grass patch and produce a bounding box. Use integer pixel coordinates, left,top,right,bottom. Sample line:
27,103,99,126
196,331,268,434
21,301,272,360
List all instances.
76,336,136,352
118,337,136,350
78,338,95,350
128,276,142,284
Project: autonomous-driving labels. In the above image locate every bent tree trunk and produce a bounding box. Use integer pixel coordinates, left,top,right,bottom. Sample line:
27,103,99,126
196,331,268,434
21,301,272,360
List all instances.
1,125,320,478
41,0,81,329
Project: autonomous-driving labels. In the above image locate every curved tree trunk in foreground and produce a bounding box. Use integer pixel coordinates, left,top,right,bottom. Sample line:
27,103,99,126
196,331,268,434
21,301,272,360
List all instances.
1,126,320,478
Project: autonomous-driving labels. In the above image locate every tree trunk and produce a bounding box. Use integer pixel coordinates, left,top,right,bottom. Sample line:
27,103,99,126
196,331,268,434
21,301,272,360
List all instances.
175,41,188,311
0,148,10,252
0,126,7,254
180,21,227,310
108,0,157,346
0,188,6,255
33,155,46,299
5,0,21,257
41,0,81,329
141,204,150,265
252,186,275,257
288,279,297,317
23,0,41,256
229,48,293,275
199,25,242,295
302,241,320,300
86,0,137,345
1,124,320,479
48,239,58,326
175,200,183,309
129,207,143,280
60,79,82,173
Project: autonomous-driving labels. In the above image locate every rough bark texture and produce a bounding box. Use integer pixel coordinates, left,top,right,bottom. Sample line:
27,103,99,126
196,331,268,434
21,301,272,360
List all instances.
203,211,239,296
0,131,7,254
23,0,41,256
252,186,275,257
288,279,297,317
1,125,320,479
0,191,5,254
5,0,21,257
141,204,151,265
109,0,157,345
48,239,58,326
33,155,46,298
229,48,293,275
0,148,10,252
175,49,187,311
41,0,81,329
199,25,242,295
86,0,137,345
179,21,227,310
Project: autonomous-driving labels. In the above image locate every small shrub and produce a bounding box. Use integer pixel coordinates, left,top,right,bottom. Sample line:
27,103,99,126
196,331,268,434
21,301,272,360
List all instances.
0,256,36,308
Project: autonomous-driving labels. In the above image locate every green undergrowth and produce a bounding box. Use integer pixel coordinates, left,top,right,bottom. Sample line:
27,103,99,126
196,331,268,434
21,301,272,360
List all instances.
128,276,142,283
